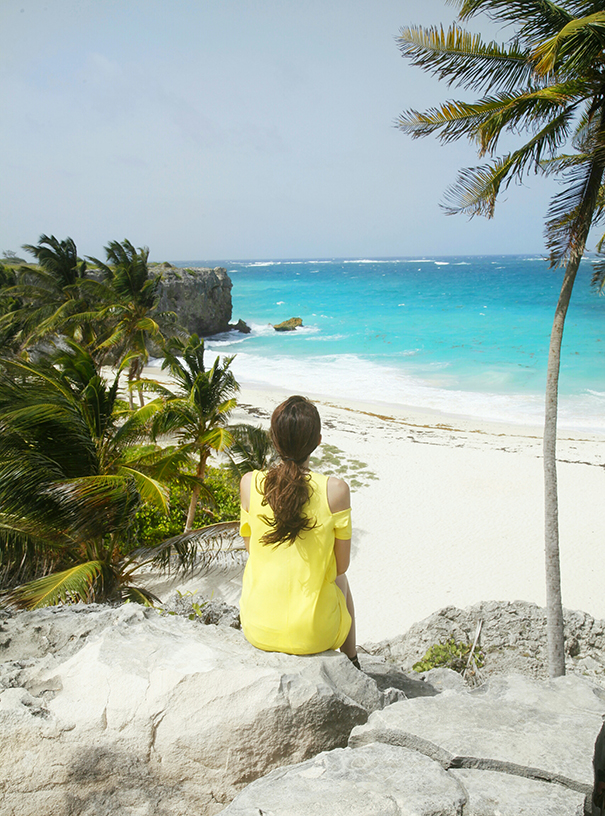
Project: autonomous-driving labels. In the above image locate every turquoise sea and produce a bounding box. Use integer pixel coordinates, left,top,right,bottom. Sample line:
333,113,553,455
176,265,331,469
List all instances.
175,256,605,432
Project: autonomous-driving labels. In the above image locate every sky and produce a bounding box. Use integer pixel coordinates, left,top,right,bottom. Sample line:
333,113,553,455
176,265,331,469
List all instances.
1,0,560,262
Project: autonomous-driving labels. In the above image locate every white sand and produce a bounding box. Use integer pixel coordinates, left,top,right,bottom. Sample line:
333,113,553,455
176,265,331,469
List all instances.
141,367,605,644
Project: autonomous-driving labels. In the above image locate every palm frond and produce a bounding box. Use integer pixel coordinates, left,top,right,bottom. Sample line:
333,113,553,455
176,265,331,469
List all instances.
118,467,169,513
3,561,103,609
590,256,605,291
225,423,277,478
443,108,576,216
198,426,233,453
455,0,575,42
120,585,160,606
532,11,605,74
545,153,605,264
397,83,579,152
397,23,534,92
129,521,242,573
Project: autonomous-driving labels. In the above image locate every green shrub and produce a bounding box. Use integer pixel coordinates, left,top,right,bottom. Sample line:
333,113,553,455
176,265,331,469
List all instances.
412,636,485,674
130,466,240,550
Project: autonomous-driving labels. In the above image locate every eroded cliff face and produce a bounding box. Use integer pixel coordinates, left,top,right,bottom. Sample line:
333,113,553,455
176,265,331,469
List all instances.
156,264,233,336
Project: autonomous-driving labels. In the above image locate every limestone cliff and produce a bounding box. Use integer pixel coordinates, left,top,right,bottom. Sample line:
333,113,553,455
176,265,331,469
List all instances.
156,264,233,337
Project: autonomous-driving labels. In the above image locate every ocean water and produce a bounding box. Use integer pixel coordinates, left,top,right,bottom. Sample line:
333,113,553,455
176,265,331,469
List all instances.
175,256,605,432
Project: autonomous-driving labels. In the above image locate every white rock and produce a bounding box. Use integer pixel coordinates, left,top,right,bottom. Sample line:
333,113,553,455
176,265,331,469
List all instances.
222,674,599,816
351,673,603,787
221,743,466,815
0,605,383,816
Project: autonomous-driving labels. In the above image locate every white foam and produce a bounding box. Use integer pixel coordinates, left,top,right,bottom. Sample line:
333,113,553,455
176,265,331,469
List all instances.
226,351,605,433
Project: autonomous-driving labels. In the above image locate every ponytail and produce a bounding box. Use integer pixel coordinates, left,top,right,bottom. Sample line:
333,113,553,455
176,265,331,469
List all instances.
260,396,321,546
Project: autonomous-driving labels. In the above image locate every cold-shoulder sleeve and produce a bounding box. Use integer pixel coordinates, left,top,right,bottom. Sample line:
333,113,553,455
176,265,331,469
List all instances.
332,507,352,539
240,506,251,538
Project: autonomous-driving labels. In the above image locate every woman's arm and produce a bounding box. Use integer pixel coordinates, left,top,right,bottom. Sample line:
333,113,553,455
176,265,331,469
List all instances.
240,471,253,553
327,476,351,576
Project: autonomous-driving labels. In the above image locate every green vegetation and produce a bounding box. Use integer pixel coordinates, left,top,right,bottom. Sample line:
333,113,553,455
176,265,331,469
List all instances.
397,0,605,678
88,239,177,409
0,342,176,607
132,466,240,549
413,637,485,675
0,235,245,609
225,423,277,479
150,333,238,531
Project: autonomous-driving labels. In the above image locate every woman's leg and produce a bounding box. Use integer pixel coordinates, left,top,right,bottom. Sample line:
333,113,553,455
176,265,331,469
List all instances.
335,573,357,659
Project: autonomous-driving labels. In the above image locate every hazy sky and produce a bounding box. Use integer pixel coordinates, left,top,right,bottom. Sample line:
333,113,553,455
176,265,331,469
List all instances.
2,0,559,261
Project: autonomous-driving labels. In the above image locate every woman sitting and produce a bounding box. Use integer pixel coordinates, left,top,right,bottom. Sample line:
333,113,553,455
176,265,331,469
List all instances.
239,395,358,667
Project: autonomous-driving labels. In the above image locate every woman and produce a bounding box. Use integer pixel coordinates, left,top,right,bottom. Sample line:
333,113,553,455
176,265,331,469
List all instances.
239,395,358,667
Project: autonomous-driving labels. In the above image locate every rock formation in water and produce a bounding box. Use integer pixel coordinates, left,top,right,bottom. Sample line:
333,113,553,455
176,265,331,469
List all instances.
274,317,303,331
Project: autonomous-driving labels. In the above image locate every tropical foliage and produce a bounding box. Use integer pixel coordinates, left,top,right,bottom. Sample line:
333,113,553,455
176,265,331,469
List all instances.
225,423,277,479
397,0,605,676
0,342,185,608
0,234,93,350
0,234,247,611
131,466,241,550
87,239,176,408
149,334,239,531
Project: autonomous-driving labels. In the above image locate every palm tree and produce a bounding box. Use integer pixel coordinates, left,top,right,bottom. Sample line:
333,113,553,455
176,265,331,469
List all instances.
88,239,174,409
151,334,239,532
0,341,173,607
396,0,605,677
0,234,92,350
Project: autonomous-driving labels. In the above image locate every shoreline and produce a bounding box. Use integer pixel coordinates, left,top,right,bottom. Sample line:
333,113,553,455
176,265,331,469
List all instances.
142,367,605,642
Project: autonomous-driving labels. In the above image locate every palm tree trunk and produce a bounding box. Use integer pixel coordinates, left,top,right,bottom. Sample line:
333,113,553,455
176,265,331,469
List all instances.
184,452,208,532
543,152,605,678
543,259,579,678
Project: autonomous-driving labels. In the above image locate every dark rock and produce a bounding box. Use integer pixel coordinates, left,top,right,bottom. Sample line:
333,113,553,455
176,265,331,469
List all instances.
230,319,251,334
156,266,233,337
274,317,302,332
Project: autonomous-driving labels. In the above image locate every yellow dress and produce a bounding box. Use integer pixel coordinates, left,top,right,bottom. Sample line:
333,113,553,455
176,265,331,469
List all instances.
239,470,352,655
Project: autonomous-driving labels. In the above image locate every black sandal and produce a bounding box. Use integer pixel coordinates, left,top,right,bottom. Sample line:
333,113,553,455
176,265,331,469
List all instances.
348,654,361,670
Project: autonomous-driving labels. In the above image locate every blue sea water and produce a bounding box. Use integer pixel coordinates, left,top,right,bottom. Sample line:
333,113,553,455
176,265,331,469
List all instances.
175,256,605,431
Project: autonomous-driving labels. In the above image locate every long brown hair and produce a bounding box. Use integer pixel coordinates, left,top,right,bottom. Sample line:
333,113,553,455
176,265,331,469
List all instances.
260,395,321,546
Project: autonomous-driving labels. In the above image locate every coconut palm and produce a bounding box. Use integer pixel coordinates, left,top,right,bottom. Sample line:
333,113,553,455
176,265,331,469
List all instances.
0,234,92,350
150,334,239,532
87,239,174,408
397,0,605,677
0,341,175,607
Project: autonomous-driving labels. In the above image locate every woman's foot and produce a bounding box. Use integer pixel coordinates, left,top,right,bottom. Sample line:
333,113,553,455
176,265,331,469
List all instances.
348,653,361,670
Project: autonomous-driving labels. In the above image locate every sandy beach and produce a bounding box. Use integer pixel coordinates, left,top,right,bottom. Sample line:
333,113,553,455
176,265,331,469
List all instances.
142,367,605,645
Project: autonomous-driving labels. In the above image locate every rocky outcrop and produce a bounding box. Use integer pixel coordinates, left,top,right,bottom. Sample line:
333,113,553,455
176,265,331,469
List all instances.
274,317,302,331
156,264,233,336
229,318,251,334
0,603,388,816
365,600,605,684
3,599,604,815
224,673,604,815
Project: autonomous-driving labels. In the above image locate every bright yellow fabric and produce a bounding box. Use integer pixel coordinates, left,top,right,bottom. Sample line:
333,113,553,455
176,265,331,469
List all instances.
239,470,352,655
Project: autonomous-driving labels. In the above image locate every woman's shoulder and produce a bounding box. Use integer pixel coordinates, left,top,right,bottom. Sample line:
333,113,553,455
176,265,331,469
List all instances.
312,472,350,514
240,469,266,506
